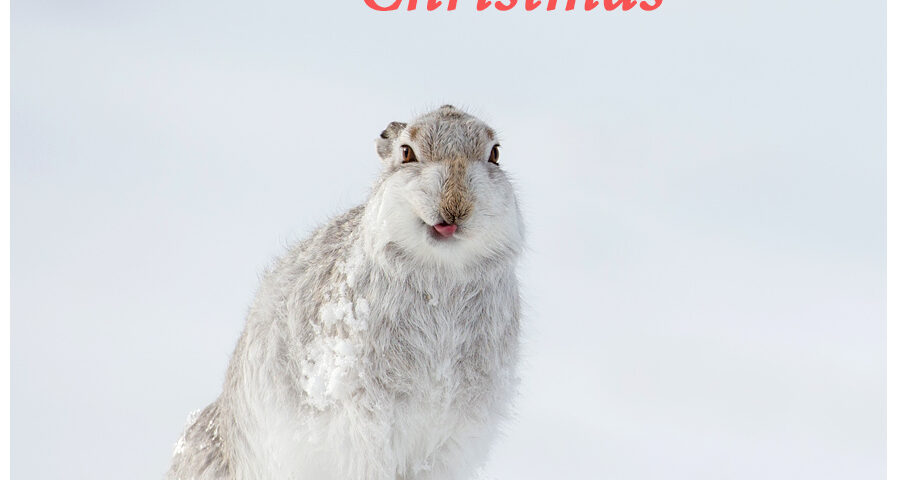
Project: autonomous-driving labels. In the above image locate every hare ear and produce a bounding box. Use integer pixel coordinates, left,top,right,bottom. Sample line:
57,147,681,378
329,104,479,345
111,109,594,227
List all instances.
376,121,406,161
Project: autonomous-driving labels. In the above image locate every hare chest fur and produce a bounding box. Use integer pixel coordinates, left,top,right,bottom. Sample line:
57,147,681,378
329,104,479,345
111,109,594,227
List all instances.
167,105,524,480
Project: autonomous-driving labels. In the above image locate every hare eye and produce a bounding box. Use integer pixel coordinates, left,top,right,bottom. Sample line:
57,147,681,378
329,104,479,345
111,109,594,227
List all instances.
488,145,500,164
401,145,417,163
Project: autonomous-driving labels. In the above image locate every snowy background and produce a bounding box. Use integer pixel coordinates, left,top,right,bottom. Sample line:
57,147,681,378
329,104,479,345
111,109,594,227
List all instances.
12,1,885,479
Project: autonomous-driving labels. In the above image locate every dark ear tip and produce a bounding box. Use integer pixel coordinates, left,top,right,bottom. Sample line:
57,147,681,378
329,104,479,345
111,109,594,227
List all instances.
380,121,407,139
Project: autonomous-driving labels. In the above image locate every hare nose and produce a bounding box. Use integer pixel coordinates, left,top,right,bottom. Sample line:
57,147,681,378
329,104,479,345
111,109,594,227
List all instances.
439,158,473,227
433,223,457,237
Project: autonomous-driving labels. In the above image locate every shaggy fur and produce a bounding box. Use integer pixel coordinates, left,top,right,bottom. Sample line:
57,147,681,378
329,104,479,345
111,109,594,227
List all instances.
166,105,525,480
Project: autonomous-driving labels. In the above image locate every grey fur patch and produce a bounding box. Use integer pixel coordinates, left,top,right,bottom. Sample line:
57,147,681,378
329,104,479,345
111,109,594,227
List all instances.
167,403,230,480
376,121,407,160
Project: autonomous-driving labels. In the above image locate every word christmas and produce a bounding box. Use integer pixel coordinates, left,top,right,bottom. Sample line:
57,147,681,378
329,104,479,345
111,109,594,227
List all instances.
364,0,662,11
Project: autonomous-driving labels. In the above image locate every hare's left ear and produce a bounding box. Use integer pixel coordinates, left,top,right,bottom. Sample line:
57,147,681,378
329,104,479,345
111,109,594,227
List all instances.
376,121,406,161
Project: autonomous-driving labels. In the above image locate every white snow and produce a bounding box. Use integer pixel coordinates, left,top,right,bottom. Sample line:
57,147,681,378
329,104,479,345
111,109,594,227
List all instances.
299,282,369,409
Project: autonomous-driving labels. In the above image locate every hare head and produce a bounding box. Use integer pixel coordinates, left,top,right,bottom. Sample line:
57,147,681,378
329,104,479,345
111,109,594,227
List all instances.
363,105,524,269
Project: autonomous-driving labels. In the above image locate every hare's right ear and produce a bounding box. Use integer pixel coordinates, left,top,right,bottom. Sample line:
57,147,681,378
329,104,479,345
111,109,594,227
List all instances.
376,121,406,161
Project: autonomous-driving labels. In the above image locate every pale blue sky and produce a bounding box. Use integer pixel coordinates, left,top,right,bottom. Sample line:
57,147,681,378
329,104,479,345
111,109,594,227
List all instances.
12,1,885,479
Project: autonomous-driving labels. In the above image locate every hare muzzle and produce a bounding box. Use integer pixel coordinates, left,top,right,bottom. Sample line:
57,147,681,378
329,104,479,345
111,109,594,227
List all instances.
438,157,473,227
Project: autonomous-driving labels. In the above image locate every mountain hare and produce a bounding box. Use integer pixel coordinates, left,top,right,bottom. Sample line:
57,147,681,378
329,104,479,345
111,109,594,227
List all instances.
167,105,524,480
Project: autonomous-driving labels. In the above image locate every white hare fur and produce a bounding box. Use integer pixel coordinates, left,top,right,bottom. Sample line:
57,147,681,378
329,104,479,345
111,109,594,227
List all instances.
166,105,524,480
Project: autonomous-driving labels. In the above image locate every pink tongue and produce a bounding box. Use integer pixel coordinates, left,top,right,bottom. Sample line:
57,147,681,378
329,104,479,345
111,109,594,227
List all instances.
433,223,457,237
